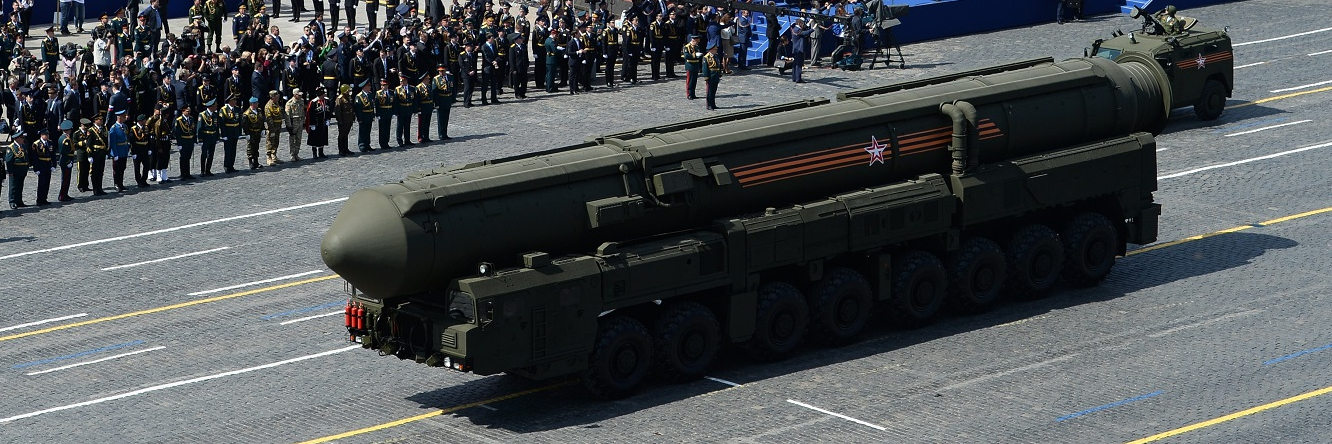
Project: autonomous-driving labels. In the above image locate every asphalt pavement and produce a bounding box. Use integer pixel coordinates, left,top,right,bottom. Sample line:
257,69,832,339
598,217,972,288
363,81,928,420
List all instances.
3,0,1332,442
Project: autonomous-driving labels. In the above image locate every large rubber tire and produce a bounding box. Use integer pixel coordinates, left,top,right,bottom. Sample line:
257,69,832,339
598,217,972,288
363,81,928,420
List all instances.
746,282,809,362
945,237,1008,314
806,267,874,346
1005,224,1064,300
1061,212,1119,287
889,251,947,327
652,302,722,383
1194,79,1227,121
581,315,653,400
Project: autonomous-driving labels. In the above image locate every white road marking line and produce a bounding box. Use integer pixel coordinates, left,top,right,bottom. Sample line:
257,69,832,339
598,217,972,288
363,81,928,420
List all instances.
0,314,89,333
939,354,1078,391
1148,309,1264,338
1234,27,1332,46
477,404,499,411
1159,140,1332,180
1234,61,1266,69
786,399,886,431
100,247,231,271
704,376,742,387
1223,120,1312,137
0,198,347,261
1270,80,1332,93
26,346,167,376
1310,50,1332,56
0,345,358,423
187,270,325,296
1156,148,1169,152
279,311,344,325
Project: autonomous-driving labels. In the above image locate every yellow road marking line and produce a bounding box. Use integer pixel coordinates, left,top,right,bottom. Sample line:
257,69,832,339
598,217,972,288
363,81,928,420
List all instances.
0,275,339,343
1125,384,1332,444
294,380,577,444
1226,85,1332,109
1128,205,1332,257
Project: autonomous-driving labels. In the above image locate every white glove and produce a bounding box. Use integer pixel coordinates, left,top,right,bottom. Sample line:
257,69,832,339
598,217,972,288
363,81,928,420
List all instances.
130,154,136,159
309,125,316,131
50,167,56,173
325,119,331,126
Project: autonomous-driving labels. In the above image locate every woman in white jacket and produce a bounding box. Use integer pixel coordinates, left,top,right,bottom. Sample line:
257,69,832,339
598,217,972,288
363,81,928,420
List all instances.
94,36,111,77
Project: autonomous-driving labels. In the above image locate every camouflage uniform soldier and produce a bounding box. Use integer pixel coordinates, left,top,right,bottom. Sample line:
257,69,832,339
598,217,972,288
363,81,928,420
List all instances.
264,90,285,165
242,97,265,169
284,90,305,162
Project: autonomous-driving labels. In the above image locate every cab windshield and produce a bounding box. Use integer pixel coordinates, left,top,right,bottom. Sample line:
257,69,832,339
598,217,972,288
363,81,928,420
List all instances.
447,291,475,323
1095,48,1123,60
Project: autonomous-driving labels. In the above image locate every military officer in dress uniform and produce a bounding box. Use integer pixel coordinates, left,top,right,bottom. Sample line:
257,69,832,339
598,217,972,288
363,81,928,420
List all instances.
432,66,454,141
31,129,55,205
220,96,243,172
85,116,109,195
415,76,433,143
683,34,702,100
354,80,376,153
394,73,416,146
5,132,29,208
174,105,197,179
242,96,265,169
129,113,153,188
197,99,220,176
375,79,394,149
703,42,721,111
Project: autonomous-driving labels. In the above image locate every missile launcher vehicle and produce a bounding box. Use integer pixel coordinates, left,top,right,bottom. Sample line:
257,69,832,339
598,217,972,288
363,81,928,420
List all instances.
322,52,1178,398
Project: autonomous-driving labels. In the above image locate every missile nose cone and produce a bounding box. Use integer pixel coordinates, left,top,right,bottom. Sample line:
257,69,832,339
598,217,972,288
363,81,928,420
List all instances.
322,188,434,298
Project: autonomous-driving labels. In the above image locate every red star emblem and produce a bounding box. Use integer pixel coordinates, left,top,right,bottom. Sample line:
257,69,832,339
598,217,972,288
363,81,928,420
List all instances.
865,136,886,166
1196,54,1206,68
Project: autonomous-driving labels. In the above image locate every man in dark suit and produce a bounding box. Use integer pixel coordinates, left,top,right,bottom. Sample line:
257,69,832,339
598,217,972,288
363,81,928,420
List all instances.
508,34,529,99
789,21,813,84
480,34,498,105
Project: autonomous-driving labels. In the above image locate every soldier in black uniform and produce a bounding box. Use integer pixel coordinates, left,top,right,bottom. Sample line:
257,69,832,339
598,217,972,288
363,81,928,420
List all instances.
85,116,109,195
602,19,620,87
57,120,77,201
197,99,220,176
174,105,197,179
532,15,548,91
129,114,153,187
431,66,454,140
354,80,375,152
220,96,243,173
459,40,478,107
509,34,528,99
375,79,394,149
31,129,55,205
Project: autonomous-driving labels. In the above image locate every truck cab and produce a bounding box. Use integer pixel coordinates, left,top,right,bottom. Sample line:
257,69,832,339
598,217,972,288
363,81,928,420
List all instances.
1091,6,1233,121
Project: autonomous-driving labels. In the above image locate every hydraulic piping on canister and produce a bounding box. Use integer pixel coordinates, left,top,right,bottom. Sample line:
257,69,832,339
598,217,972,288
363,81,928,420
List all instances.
941,100,978,174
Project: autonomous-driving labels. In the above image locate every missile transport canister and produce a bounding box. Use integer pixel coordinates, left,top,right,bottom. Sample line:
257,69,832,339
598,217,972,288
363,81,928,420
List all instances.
323,55,1167,398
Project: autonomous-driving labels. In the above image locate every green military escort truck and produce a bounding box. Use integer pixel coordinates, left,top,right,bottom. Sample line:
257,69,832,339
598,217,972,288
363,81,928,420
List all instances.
322,48,1190,398
1091,6,1234,123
